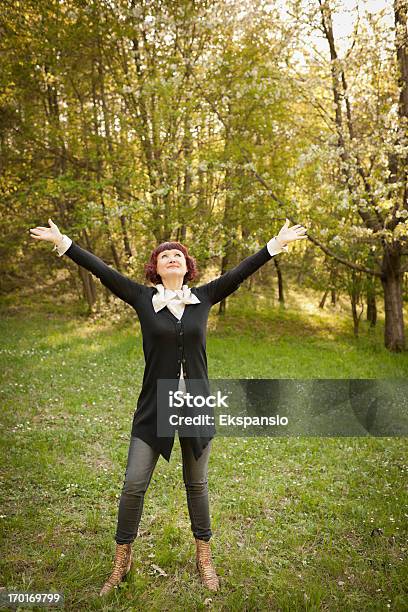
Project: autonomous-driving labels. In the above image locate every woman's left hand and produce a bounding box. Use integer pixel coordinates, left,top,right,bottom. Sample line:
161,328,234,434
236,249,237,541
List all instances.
276,219,308,248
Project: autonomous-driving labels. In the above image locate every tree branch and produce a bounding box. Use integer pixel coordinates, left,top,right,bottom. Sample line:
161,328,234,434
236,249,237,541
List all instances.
241,150,381,277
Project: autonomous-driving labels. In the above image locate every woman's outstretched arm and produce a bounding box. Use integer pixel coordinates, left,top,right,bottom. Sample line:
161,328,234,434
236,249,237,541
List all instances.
30,218,143,307
200,219,308,306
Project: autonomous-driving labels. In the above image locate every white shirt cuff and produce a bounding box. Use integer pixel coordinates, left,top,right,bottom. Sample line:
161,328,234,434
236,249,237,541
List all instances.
266,236,289,256
53,235,72,257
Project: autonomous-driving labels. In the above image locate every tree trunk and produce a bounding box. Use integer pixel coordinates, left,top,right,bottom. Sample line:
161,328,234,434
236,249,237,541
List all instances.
366,283,377,327
319,289,329,309
96,34,133,259
181,108,193,244
380,246,405,351
78,267,97,312
329,262,337,305
349,270,363,337
273,257,284,303
350,296,361,337
218,124,238,316
77,227,97,311
218,260,228,315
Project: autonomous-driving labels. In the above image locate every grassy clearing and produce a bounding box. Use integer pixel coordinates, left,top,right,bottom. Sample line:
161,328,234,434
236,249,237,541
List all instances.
0,288,407,611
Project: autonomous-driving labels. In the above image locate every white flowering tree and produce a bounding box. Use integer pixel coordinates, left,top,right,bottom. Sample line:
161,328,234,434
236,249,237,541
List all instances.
280,0,408,351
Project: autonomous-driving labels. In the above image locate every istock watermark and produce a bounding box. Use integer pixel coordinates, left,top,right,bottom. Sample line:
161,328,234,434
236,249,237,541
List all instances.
169,389,230,408
156,378,408,438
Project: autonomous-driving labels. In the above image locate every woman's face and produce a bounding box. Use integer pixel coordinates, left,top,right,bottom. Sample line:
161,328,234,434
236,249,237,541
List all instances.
156,249,187,284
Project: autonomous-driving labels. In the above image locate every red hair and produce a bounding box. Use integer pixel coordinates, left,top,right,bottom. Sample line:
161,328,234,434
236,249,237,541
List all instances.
144,241,198,285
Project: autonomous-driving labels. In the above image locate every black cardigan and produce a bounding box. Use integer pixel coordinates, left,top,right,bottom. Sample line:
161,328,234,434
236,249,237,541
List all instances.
63,241,278,461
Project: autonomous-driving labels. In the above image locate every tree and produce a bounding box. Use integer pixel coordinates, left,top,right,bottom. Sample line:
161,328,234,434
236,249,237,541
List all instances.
277,0,408,351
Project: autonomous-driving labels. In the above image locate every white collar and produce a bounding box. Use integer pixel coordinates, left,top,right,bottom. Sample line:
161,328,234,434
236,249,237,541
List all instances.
152,283,201,318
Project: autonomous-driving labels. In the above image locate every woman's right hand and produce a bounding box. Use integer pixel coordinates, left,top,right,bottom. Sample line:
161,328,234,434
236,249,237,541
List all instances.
29,218,63,245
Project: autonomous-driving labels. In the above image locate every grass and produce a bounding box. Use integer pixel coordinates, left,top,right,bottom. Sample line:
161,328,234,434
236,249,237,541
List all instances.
0,285,407,611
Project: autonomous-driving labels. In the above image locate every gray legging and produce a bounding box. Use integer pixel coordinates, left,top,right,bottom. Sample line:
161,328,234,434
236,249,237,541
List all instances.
115,435,213,544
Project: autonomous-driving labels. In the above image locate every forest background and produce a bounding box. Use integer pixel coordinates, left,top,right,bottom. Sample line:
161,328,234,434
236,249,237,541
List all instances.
1,0,407,352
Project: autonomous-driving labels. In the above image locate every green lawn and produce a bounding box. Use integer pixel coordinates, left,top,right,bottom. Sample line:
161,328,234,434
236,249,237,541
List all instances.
1,289,407,611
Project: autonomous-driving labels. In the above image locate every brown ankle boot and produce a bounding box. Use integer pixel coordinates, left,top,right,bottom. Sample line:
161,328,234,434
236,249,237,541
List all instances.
195,538,220,591
99,543,133,596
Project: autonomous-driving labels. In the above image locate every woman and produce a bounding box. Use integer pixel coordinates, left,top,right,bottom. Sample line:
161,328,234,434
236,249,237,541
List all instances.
29,217,307,595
